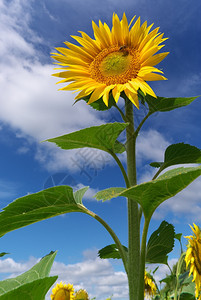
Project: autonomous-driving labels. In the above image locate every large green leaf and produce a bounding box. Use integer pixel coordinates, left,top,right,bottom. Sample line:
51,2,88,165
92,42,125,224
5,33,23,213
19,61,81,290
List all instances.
0,186,88,237
146,221,175,264
98,244,128,260
143,94,199,113
150,143,201,170
0,251,57,298
95,166,201,220
45,123,128,154
0,277,57,300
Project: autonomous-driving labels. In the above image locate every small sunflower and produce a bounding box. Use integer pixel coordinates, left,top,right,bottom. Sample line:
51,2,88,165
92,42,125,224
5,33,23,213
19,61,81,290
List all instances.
74,289,89,300
51,282,75,300
52,13,168,108
144,270,157,298
185,223,201,299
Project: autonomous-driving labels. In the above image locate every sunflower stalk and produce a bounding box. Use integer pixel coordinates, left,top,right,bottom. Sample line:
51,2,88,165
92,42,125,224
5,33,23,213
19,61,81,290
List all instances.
124,97,140,300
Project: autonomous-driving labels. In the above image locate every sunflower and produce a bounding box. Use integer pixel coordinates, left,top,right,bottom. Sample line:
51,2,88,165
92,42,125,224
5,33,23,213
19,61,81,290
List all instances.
144,270,157,298
74,289,89,300
51,282,75,300
52,13,168,108
185,223,201,299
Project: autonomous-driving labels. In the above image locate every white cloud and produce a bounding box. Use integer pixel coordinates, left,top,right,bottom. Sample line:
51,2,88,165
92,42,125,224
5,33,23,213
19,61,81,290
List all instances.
0,249,180,300
0,249,128,300
136,129,170,164
0,0,106,173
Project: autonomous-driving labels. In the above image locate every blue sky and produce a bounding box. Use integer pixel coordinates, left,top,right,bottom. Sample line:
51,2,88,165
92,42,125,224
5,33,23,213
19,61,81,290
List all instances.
0,0,201,298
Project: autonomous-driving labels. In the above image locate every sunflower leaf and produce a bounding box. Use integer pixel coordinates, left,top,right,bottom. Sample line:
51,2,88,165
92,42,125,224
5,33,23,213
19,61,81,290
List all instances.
73,186,89,204
0,252,9,257
75,92,117,111
0,186,88,237
94,187,126,202
180,280,196,300
0,277,57,300
146,221,175,264
98,244,128,260
95,166,201,219
150,143,201,170
144,94,199,113
0,251,57,298
175,233,182,242
45,123,128,154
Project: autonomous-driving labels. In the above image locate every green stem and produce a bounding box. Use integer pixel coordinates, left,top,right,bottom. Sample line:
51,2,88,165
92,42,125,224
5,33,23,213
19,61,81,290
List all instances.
124,97,140,300
139,218,150,300
82,206,128,275
109,151,130,188
134,111,152,139
174,252,186,300
113,103,128,123
152,166,164,180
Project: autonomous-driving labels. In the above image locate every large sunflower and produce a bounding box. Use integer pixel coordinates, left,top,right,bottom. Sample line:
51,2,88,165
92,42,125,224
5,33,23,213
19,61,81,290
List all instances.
52,13,168,108
50,282,74,300
144,270,157,298
185,223,201,299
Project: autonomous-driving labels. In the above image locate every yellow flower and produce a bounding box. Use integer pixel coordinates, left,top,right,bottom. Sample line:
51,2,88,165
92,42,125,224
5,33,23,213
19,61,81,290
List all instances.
52,13,168,108
74,289,89,300
185,223,201,299
144,270,157,298
51,282,75,300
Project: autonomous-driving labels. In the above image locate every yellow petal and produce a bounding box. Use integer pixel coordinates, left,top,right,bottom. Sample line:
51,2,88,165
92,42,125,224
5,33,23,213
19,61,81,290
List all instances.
141,52,169,67
88,85,106,104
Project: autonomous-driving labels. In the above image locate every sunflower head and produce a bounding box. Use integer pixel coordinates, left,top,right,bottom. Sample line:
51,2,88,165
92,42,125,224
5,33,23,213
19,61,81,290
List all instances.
185,223,201,298
52,13,169,108
144,270,157,298
51,282,75,300
74,289,89,300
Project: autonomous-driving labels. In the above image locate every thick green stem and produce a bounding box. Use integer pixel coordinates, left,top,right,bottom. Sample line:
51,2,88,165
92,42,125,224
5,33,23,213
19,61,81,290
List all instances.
139,218,150,300
125,98,140,300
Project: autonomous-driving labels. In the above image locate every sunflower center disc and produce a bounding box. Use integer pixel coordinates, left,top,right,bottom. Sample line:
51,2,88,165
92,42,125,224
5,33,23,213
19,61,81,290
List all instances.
54,289,70,300
89,46,141,85
100,51,131,76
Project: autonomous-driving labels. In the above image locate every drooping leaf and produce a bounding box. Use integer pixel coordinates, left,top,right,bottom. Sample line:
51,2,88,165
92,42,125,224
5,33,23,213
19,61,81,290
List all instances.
0,186,88,237
45,123,128,154
146,221,175,264
144,94,199,113
150,143,201,170
98,244,128,260
0,253,9,258
95,166,201,220
0,251,57,297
